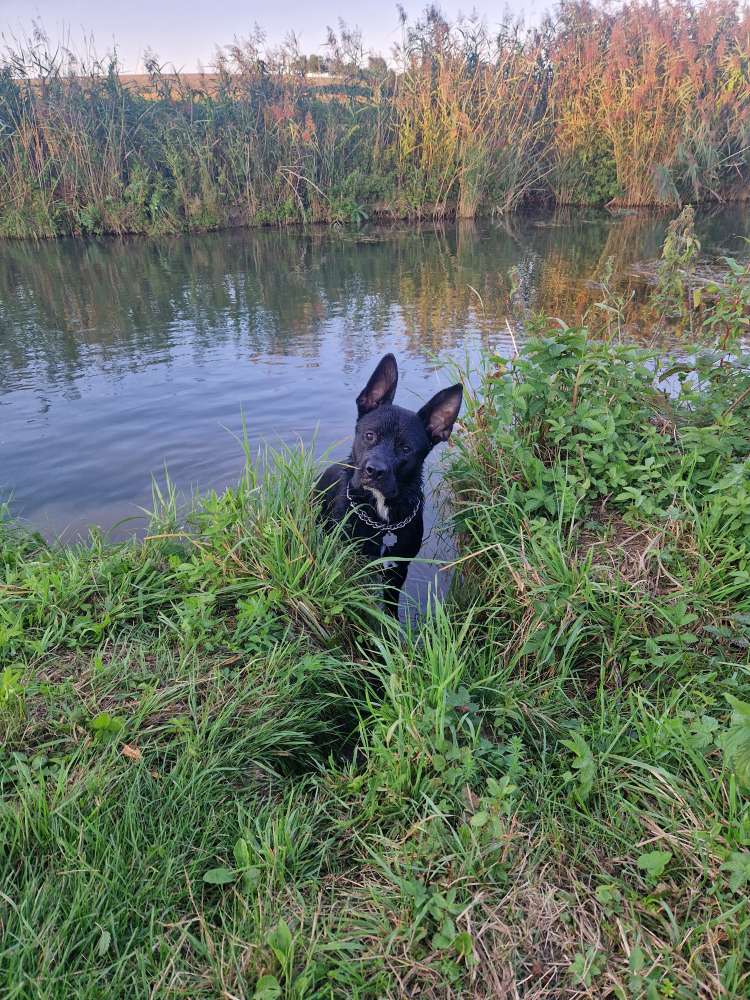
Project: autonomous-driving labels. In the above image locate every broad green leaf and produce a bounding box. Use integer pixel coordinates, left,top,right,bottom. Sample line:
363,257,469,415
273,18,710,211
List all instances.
96,930,111,957
203,867,236,885
233,837,251,869
637,850,672,881
253,975,281,999
470,811,489,828
267,919,292,959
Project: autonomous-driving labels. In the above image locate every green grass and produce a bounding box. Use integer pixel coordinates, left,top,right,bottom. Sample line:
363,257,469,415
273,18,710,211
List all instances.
444,327,750,996
2,336,750,997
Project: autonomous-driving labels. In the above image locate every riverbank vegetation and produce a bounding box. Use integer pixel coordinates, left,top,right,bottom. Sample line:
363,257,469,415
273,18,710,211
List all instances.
2,0,750,237
3,263,750,995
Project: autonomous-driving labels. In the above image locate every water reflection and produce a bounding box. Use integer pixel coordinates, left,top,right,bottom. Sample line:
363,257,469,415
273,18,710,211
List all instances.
1,207,748,558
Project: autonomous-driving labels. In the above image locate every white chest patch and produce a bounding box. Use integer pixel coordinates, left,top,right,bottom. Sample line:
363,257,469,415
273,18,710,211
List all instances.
364,486,390,522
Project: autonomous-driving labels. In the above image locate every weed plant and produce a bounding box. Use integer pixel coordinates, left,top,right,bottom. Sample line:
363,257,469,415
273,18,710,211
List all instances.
445,324,750,996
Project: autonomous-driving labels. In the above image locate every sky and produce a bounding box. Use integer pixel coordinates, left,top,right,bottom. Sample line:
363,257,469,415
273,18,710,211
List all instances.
0,1,548,73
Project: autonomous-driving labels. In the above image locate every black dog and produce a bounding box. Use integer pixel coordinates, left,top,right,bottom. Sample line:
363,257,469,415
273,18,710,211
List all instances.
317,354,462,615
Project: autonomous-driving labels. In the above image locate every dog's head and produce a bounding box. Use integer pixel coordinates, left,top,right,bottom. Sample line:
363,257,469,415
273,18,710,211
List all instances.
349,353,463,500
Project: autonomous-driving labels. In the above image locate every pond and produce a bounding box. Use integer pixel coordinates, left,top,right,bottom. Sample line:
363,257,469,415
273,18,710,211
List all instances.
2,207,749,609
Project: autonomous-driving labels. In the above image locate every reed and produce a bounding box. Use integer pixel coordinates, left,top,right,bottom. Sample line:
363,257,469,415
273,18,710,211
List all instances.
1,2,749,237
549,0,750,207
390,9,551,217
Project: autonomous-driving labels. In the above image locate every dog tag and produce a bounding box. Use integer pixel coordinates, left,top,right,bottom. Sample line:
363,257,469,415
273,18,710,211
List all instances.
383,531,397,548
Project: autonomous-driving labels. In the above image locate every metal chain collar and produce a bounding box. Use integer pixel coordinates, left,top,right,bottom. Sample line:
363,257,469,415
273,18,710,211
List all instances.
346,481,422,533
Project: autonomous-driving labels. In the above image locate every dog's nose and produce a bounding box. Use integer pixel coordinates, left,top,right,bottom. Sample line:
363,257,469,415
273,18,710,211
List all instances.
365,461,386,480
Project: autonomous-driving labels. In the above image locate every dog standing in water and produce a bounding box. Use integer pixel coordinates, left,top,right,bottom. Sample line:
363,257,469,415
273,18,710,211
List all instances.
317,354,462,615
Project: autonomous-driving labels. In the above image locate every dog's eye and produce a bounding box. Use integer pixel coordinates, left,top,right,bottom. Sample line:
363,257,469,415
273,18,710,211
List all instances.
364,431,376,443
399,444,411,454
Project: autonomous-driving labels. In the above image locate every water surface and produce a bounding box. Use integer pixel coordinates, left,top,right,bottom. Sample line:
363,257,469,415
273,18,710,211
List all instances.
2,209,749,606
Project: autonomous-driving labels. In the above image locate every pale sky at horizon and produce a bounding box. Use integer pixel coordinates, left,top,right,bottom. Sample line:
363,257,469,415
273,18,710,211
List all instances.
0,1,549,73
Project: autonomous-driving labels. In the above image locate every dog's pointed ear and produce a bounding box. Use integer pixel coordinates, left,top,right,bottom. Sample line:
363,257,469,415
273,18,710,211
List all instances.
418,384,463,445
356,354,398,416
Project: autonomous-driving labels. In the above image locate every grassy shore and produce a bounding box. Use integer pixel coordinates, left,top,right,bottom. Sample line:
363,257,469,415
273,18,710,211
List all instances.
2,1,750,237
2,313,750,996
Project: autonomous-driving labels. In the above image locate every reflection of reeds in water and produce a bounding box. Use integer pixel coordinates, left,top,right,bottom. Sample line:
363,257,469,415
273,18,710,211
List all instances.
532,216,668,321
534,253,590,321
1,210,747,387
